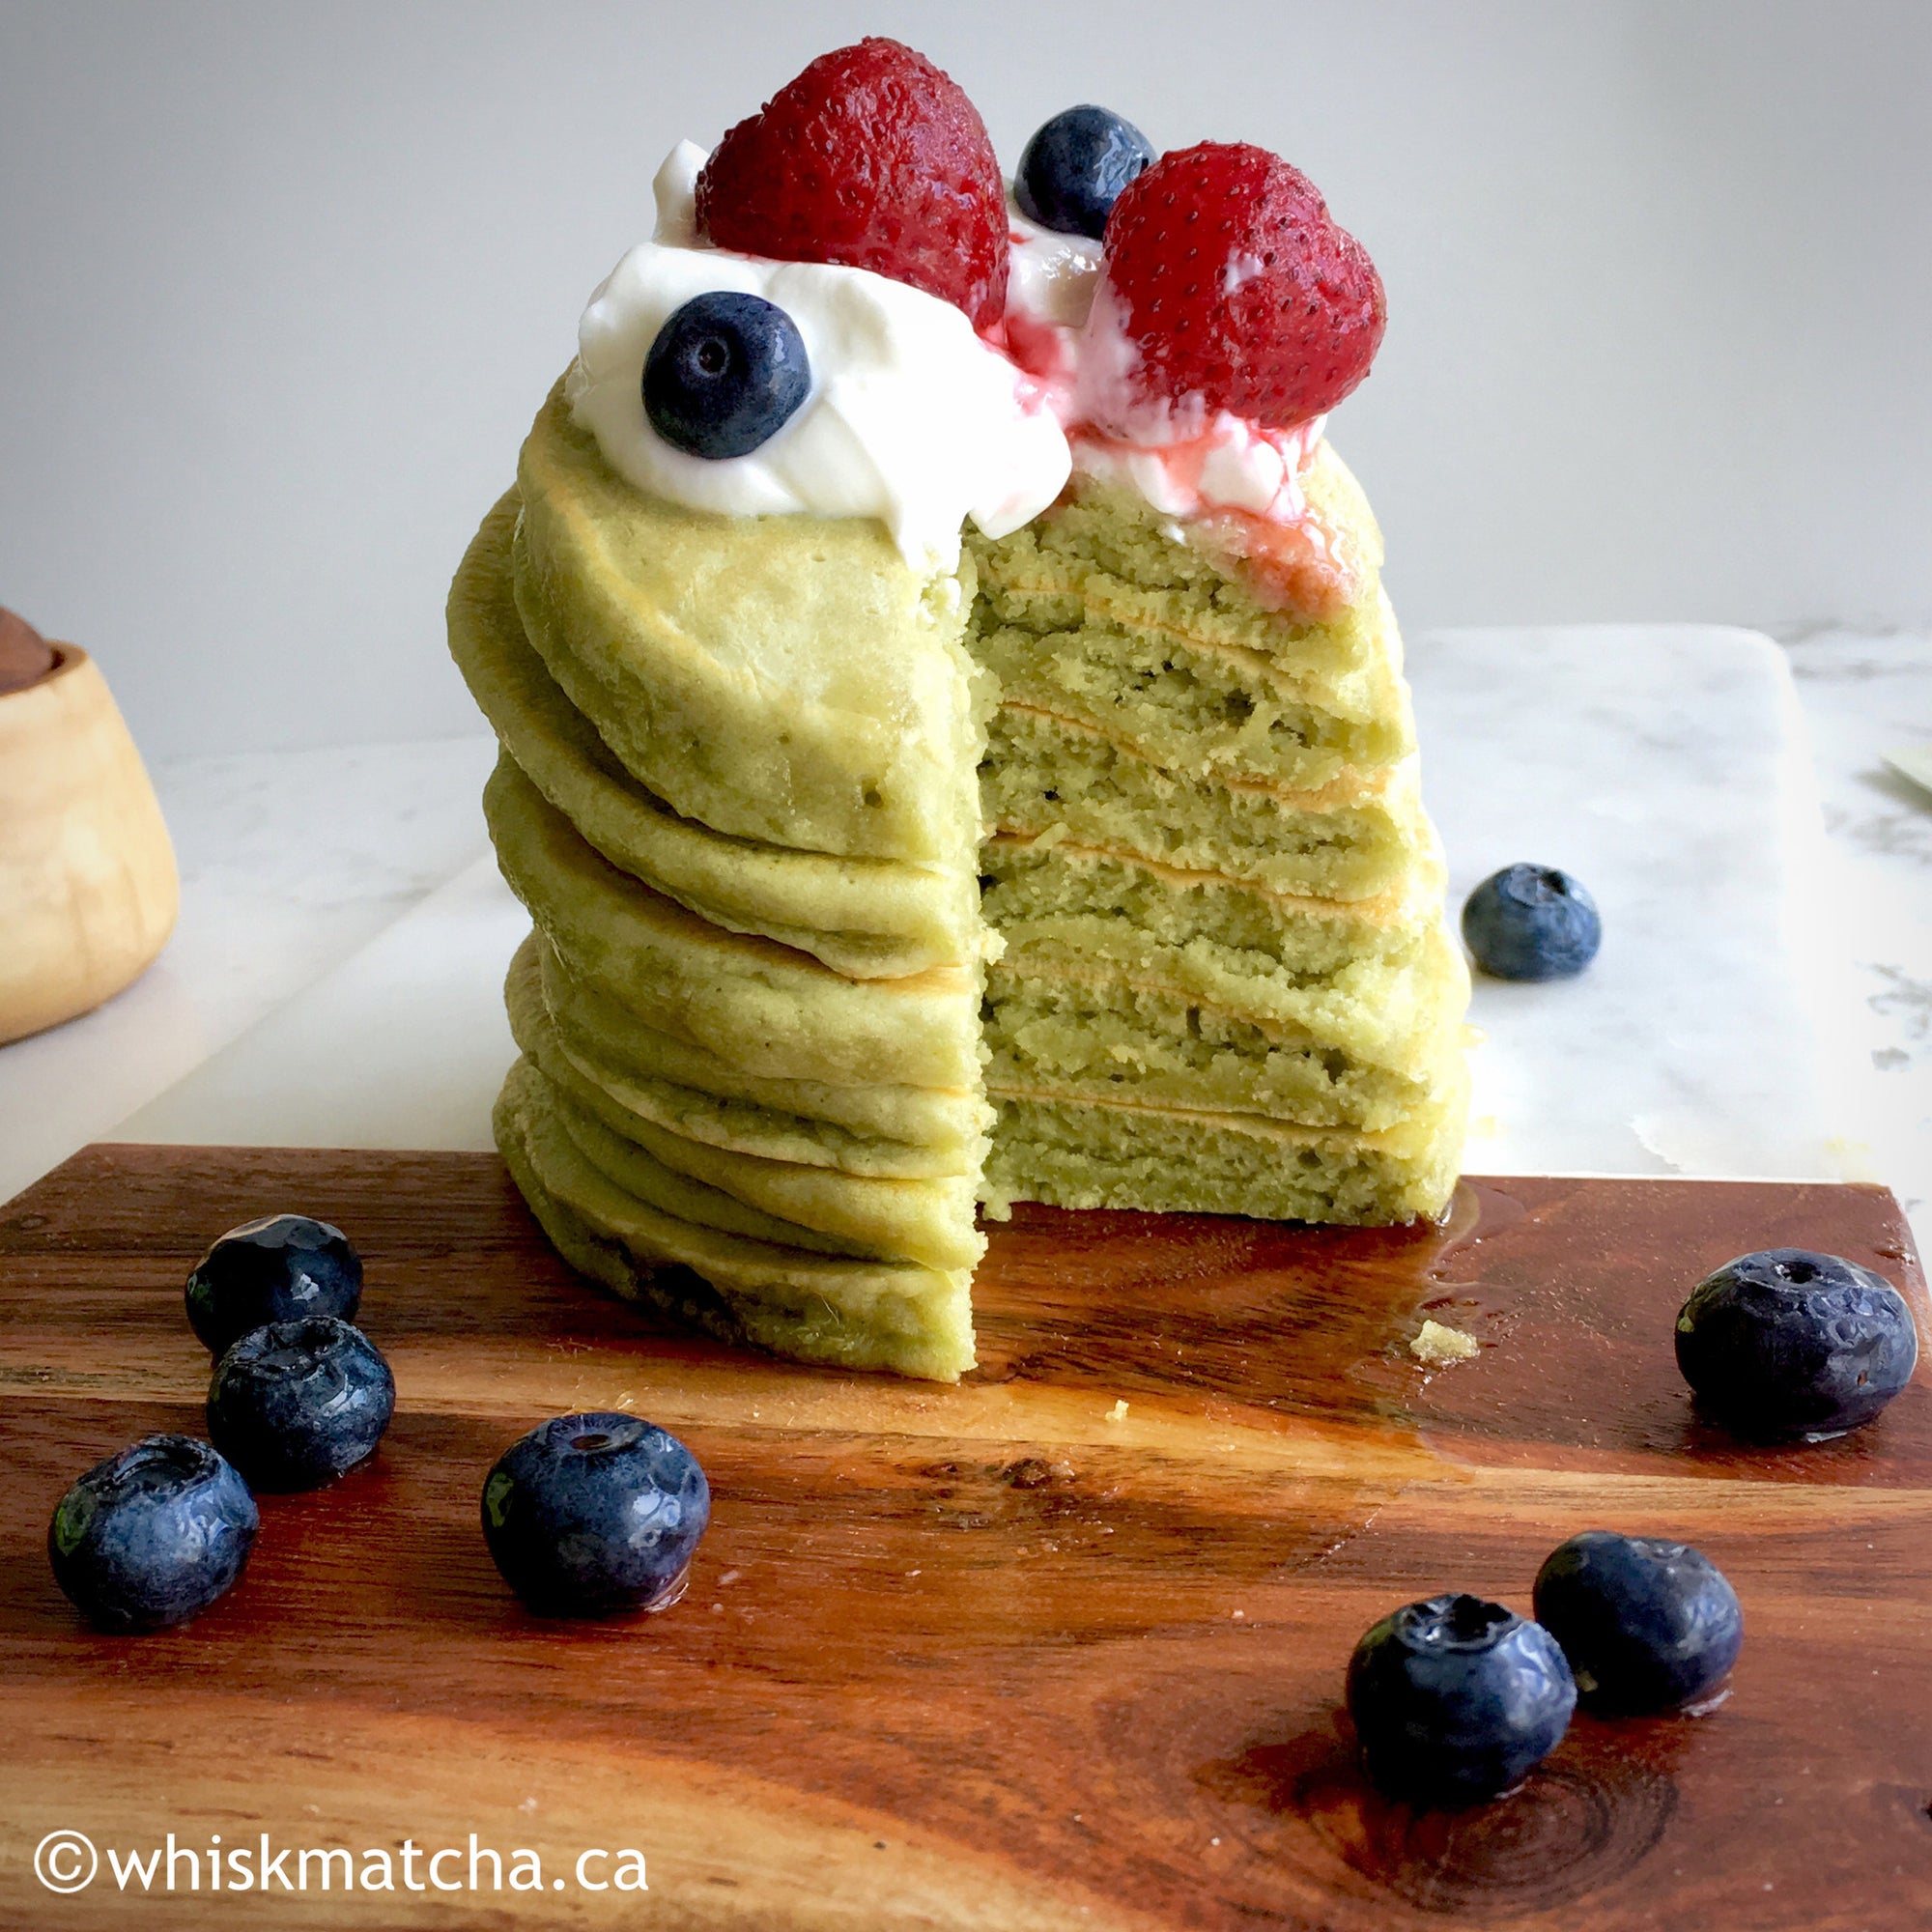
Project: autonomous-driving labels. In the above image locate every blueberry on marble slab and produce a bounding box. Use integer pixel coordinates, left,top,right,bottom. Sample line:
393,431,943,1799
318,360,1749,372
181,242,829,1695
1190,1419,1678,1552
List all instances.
481,1412,709,1617
208,1316,395,1492
1461,864,1601,980
48,1435,257,1634
643,292,810,460
1533,1531,1743,1713
185,1213,362,1355
1675,1248,1918,1441
1346,1593,1576,1804
1015,105,1155,240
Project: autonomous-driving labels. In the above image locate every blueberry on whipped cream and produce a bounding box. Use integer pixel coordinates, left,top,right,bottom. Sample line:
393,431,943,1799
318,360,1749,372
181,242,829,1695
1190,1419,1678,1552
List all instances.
1346,1593,1576,1804
481,1412,710,1617
185,1212,363,1355
1014,105,1154,241
208,1316,395,1492
1461,864,1601,980
644,291,811,460
1676,1248,1918,1441
48,1435,258,1634
1533,1530,1743,1714
567,142,1069,572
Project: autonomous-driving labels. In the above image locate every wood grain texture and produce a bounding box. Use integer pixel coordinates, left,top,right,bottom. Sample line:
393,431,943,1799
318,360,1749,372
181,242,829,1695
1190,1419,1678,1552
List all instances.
0,1144,1928,1930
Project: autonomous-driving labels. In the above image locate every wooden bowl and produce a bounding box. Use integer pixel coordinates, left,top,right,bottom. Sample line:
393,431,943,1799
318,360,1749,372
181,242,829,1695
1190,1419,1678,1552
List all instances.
0,645,179,1044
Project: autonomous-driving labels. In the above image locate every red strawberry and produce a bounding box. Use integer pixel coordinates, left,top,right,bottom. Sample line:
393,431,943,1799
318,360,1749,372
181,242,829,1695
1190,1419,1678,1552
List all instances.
695,39,1009,331
1096,141,1386,429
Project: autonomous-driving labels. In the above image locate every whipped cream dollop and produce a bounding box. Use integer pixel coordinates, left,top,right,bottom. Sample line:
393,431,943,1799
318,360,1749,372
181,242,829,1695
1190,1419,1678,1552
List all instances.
567,144,1070,574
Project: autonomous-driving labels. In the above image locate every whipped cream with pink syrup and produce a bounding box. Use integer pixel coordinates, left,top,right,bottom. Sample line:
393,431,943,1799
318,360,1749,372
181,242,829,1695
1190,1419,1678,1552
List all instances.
1003,210,1356,615
569,146,1353,609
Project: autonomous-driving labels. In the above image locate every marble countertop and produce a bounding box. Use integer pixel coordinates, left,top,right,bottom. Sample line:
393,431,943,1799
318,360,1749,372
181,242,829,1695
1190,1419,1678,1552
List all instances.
3,626,1927,1261
1780,629,1932,1236
0,735,497,1207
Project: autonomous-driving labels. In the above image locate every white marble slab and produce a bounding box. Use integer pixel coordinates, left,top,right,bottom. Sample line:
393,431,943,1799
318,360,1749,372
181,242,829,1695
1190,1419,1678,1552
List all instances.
119,855,520,1152
104,627,1859,1217
0,734,499,1206
1781,629,1932,1238
1409,624,1846,1179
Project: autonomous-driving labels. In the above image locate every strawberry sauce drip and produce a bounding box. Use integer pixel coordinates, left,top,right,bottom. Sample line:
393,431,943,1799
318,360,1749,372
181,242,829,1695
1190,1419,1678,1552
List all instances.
1062,420,1357,619
997,216,1361,621
1188,502,1357,620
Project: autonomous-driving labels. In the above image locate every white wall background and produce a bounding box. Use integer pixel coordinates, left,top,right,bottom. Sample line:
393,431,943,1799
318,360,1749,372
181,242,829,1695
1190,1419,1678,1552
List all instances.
2,0,1928,761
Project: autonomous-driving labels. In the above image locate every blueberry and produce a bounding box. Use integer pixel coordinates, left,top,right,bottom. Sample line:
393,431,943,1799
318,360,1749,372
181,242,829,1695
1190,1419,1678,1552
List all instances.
185,1213,362,1355
1346,1593,1576,1804
47,1435,257,1634
207,1316,395,1492
1014,105,1155,241
1533,1530,1742,1713
1675,1247,1918,1441
481,1412,709,1617
1461,864,1601,980
642,292,810,460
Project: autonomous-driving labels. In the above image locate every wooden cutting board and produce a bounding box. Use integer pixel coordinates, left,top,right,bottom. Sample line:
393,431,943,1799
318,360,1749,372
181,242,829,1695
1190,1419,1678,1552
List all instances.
2,1146,1928,1931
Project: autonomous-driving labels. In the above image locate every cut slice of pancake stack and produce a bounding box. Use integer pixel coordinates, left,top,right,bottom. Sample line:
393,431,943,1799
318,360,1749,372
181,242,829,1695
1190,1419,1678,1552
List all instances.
969,465,1468,1225
450,385,1467,1381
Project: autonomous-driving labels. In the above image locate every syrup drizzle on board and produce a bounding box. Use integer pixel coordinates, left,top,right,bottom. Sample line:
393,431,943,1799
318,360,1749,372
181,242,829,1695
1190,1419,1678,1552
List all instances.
1,1146,1927,1929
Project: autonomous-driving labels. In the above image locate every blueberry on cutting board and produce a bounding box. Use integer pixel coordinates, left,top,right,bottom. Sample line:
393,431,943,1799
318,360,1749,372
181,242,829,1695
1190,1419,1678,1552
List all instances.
208,1317,395,1492
48,1435,258,1633
482,1413,709,1617
185,1213,362,1355
1462,864,1601,980
1676,1248,1918,1441
1346,1593,1577,1804
1533,1531,1743,1713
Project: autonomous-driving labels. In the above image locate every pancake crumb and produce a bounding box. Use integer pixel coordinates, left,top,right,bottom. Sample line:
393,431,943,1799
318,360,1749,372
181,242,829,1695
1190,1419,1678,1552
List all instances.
1410,1318,1479,1367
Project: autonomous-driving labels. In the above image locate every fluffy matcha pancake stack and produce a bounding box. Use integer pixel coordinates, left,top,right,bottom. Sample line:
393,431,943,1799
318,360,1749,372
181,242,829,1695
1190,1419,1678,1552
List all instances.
967,460,1468,1224
449,48,1469,1381
453,394,1465,1384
